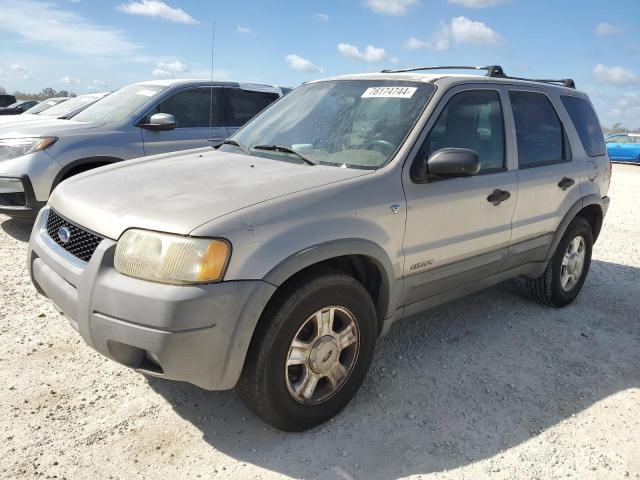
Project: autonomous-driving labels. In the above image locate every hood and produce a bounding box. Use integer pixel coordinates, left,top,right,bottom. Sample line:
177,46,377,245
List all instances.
0,118,100,137
50,149,371,239
0,113,49,125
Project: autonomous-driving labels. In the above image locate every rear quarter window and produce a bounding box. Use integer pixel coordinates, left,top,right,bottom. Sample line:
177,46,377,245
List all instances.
561,96,606,157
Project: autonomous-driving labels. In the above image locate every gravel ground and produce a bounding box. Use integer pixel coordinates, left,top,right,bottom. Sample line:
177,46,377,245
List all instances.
1,164,639,480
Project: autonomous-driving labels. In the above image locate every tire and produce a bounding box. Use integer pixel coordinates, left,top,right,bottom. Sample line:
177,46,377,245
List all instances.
529,217,593,307
237,268,377,431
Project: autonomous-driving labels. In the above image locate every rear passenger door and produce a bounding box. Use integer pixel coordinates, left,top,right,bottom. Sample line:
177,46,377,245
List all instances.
223,87,280,135
140,87,226,156
401,86,518,305
504,89,582,269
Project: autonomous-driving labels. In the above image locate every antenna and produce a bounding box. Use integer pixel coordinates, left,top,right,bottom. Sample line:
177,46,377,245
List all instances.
208,20,216,146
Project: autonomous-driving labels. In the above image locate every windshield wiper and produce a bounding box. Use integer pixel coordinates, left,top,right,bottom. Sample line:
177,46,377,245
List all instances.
253,144,316,166
218,139,252,156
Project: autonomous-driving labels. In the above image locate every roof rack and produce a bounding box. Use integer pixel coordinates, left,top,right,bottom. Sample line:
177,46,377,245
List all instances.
381,65,506,77
380,64,576,89
504,76,576,89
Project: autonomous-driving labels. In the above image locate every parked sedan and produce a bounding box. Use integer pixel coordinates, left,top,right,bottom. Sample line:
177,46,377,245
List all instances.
0,100,39,115
21,97,69,115
0,92,109,125
606,133,640,164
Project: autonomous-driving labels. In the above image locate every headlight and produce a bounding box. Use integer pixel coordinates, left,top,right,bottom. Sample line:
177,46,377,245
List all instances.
114,229,231,284
0,137,58,161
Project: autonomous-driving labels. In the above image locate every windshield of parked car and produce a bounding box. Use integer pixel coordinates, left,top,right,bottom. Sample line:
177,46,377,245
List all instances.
224,80,436,169
38,94,104,117
73,84,168,123
24,98,67,114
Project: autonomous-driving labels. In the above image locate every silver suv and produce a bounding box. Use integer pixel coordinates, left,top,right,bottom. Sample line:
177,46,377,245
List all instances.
27,66,611,431
0,80,284,217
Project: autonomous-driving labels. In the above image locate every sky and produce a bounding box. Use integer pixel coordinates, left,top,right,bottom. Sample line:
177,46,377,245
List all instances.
0,0,638,127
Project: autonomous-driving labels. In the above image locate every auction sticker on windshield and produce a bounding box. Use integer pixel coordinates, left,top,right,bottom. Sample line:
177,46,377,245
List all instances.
361,86,417,99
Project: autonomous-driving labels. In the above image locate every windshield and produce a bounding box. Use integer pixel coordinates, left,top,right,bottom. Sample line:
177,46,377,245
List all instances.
25,99,66,114
73,84,167,123
225,80,435,169
39,94,103,117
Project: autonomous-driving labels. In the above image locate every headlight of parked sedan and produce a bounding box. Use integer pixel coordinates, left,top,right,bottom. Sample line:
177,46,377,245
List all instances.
0,137,58,161
114,229,231,285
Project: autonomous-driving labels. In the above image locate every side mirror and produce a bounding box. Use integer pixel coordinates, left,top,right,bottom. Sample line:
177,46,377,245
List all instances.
140,113,176,131
413,148,480,182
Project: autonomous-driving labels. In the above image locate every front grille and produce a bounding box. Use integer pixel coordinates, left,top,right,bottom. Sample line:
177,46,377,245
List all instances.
0,192,26,207
45,209,103,263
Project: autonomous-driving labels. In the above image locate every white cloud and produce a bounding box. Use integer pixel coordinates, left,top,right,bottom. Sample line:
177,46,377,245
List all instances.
117,0,197,25
0,64,32,80
363,0,419,15
593,64,639,86
338,43,388,62
405,37,428,50
285,54,323,73
152,60,188,77
407,16,504,51
60,75,80,85
313,13,329,21
447,0,509,7
595,22,620,37
86,79,107,91
237,25,252,34
450,16,504,45
0,0,140,57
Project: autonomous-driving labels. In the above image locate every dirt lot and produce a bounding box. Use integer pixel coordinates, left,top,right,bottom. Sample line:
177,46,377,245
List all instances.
1,164,639,480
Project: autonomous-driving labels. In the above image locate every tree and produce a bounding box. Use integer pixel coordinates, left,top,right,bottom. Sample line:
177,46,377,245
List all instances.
0,86,6,94
11,87,77,100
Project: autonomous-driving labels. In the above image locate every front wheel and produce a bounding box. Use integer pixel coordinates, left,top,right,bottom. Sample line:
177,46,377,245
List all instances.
237,269,377,431
529,217,593,307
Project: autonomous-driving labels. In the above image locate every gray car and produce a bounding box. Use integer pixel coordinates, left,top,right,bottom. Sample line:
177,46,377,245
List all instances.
27,66,611,431
0,80,284,216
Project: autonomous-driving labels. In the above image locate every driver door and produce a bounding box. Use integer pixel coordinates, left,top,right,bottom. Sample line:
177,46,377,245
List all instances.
401,86,517,306
140,87,227,155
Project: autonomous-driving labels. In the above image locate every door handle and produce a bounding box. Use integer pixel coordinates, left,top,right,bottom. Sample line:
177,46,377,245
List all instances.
487,189,511,206
558,177,575,191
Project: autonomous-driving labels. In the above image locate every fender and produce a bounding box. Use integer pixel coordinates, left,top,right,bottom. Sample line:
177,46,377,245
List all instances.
263,238,400,321
51,156,124,193
545,194,604,261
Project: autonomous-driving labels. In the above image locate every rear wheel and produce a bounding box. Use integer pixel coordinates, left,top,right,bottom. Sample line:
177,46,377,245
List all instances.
529,217,593,307
237,269,377,431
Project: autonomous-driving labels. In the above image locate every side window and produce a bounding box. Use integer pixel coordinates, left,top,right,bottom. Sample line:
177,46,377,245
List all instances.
561,96,606,157
420,90,505,173
145,88,222,128
224,89,279,127
509,91,565,168
607,135,627,144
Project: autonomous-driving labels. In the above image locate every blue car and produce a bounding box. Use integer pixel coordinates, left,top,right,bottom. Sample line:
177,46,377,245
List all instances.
606,133,640,163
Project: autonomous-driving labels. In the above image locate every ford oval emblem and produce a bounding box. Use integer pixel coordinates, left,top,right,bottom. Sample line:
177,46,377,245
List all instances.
57,226,71,244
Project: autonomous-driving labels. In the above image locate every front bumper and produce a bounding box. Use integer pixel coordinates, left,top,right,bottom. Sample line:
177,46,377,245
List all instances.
28,208,277,390
0,175,44,217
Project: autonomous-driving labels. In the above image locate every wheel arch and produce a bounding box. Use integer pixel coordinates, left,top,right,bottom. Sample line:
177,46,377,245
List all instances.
263,239,399,334
51,156,124,193
546,195,604,261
